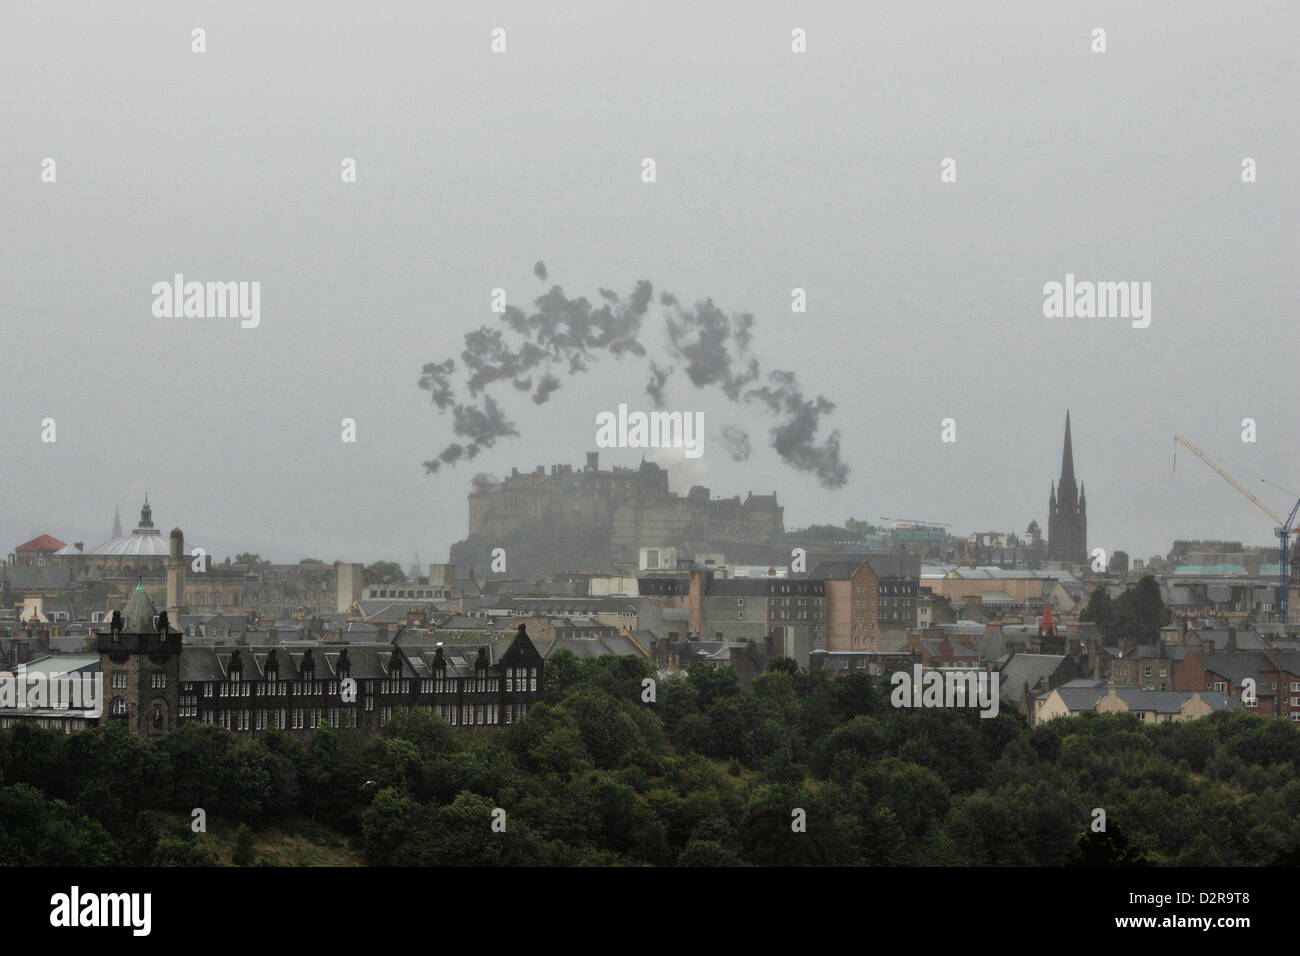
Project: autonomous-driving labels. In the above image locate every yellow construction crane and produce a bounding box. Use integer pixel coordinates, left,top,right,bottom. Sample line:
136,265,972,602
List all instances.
1173,435,1300,624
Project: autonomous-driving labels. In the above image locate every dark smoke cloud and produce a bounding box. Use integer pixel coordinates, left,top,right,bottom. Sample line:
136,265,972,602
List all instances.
747,371,848,488
419,262,849,487
663,298,760,401
645,362,672,408
532,373,561,404
720,425,752,462
418,358,456,410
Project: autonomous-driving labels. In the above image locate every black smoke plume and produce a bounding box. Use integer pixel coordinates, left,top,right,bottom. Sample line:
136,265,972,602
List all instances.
419,263,848,487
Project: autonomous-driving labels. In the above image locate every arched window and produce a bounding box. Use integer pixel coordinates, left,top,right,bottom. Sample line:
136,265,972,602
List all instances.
110,697,127,716
152,702,164,730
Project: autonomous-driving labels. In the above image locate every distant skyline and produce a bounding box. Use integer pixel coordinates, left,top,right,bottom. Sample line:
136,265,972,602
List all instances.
3,1,1296,566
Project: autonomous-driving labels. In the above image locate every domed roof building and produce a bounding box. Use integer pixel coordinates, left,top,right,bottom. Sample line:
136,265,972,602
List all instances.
92,496,172,557
70,497,203,578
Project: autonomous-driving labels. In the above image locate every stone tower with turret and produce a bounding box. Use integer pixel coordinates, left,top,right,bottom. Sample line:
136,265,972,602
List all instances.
97,583,182,738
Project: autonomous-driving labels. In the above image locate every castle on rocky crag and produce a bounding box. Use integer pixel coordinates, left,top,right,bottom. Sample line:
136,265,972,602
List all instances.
449,452,785,577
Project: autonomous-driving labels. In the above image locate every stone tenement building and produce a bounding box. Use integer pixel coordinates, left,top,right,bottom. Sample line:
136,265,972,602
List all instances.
1047,412,1088,565
96,585,544,738
450,452,786,577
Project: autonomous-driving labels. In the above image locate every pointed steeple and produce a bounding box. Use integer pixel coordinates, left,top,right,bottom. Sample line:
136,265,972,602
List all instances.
1060,411,1075,485
122,582,159,633
111,506,123,539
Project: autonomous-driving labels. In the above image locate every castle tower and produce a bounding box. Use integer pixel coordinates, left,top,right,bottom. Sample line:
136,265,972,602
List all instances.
1047,411,1088,564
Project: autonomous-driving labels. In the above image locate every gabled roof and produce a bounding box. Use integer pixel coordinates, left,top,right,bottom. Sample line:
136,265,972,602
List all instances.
1196,651,1276,690
499,623,544,667
998,653,1069,702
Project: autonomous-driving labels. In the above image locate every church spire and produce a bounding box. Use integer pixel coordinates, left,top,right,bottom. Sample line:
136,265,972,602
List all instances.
1060,410,1075,484
111,506,123,539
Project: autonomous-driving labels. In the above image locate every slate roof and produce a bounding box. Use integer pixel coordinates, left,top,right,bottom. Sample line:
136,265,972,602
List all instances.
179,643,413,682
435,615,496,631
360,602,429,623
535,632,649,660
1043,687,1246,715
1195,629,1267,651
999,653,1069,702
1126,645,1194,660
1047,683,1109,712
804,560,868,581
1198,651,1276,691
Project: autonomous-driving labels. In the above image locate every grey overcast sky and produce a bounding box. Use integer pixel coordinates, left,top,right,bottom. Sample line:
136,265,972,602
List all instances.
2,0,1297,566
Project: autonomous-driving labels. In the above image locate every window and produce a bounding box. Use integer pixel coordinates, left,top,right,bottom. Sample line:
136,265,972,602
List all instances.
111,672,127,690
110,697,127,716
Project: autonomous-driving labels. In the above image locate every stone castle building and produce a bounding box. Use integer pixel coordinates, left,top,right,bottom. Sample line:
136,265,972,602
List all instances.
1047,412,1088,565
450,452,786,577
